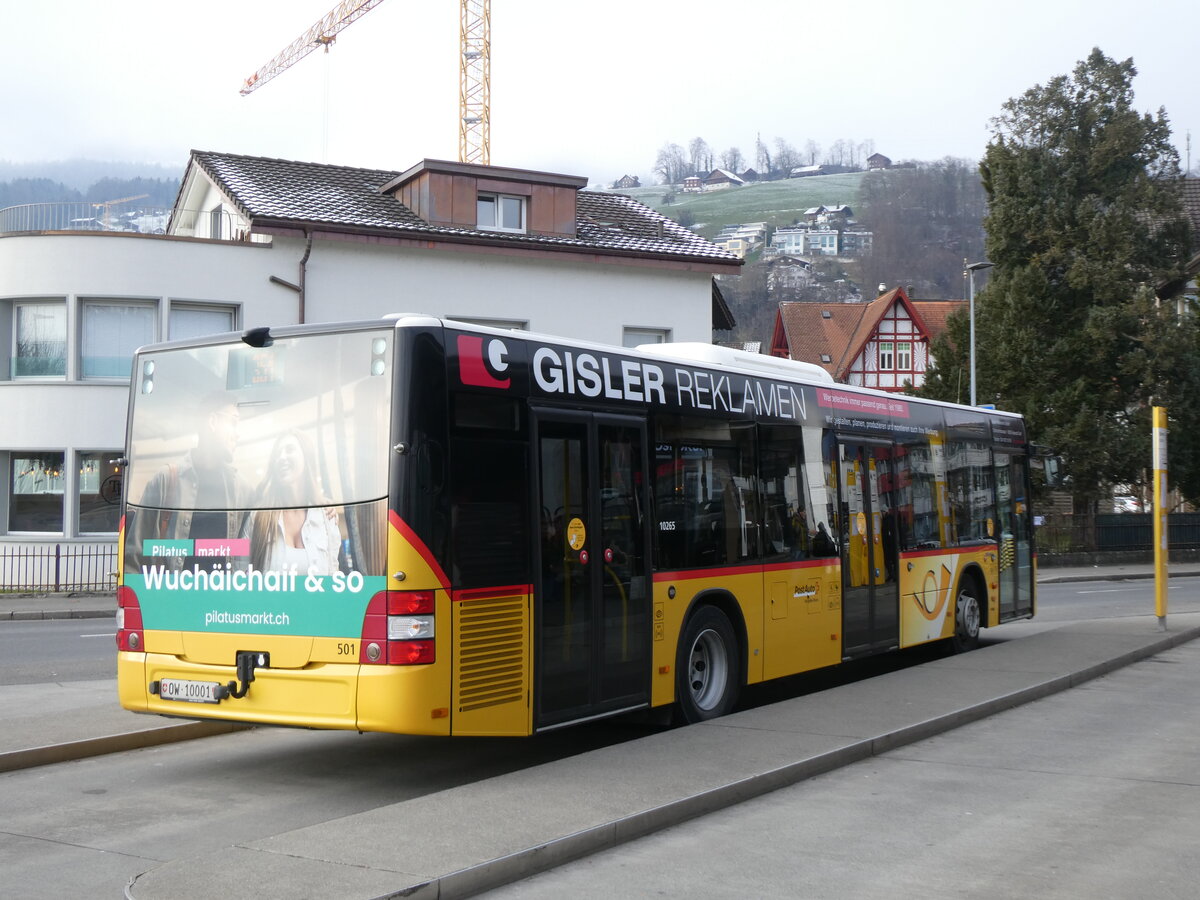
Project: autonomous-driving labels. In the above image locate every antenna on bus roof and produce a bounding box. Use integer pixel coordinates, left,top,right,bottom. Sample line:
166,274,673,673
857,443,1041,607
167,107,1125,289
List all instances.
242,326,273,348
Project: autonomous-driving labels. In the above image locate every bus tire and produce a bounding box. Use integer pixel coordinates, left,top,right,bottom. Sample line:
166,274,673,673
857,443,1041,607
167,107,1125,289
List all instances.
676,606,740,723
951,586,981,653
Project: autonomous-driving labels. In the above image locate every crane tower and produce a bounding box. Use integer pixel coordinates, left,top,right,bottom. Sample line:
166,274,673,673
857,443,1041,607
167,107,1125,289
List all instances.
458,0,490,165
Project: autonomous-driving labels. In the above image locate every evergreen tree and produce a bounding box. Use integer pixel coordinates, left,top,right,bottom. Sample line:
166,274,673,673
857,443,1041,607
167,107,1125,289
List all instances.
970,49,1191,509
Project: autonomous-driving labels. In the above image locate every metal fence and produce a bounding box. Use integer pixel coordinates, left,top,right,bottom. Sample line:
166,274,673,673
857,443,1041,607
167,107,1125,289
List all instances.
1037,513,1200,556
0,202,263,242
0,543,117,592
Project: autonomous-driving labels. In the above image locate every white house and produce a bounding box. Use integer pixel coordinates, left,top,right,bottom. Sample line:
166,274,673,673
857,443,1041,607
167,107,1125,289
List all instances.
0,152,739,586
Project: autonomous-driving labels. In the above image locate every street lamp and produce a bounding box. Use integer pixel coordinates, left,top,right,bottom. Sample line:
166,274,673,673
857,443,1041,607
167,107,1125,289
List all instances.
966,261,994,406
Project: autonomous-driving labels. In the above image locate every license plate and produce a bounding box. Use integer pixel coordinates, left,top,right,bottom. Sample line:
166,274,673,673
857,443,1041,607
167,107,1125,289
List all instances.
159,678,223,704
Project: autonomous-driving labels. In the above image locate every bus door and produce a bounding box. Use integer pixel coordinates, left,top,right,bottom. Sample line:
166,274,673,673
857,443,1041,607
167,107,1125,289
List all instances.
994,451,1035,619
532,409,651,729
838,440,900,656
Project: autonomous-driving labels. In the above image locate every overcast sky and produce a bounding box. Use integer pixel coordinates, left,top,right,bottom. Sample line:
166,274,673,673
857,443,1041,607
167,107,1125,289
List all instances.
6,0,1197,184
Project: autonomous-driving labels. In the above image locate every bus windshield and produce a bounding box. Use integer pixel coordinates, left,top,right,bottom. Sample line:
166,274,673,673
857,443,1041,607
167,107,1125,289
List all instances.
126,329,393,512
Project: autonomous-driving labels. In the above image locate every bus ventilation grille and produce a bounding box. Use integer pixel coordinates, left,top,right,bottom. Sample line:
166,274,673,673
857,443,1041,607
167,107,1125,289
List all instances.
456,595,527,712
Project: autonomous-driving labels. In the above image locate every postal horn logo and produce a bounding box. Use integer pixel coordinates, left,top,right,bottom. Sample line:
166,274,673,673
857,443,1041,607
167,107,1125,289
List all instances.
457,335,511,389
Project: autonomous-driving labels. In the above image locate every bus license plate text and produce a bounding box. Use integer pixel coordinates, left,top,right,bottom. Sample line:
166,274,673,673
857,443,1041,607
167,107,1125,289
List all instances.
159,678,221,704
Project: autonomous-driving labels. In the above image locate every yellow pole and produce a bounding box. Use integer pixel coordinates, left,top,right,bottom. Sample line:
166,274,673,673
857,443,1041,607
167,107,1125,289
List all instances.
1152,406,1168,630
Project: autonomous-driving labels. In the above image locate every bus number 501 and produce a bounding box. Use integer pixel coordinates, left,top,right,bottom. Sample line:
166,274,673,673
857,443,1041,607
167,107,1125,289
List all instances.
337,642,356,657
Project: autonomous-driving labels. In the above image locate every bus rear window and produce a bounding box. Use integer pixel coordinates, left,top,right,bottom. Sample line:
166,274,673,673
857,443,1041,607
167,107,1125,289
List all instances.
126,330,393,511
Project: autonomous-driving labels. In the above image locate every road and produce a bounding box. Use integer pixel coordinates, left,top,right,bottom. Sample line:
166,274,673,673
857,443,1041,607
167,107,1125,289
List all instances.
0,576,1194,898
0,618,115,684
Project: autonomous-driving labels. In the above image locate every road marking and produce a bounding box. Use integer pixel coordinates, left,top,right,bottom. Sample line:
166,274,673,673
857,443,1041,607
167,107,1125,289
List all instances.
81,633,116,638
1076,589,1123,595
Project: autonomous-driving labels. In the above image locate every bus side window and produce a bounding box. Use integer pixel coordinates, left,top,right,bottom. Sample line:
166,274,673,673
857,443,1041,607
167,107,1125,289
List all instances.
449,394,530,588
760,426,809,562
945,438,996,546
653,416,757,569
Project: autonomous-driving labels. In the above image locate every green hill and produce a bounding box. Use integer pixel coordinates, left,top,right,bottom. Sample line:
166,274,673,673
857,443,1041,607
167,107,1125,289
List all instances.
620,173,867,239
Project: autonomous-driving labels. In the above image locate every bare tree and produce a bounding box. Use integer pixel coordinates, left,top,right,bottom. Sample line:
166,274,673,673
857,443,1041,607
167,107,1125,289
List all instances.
774,138,800,174
827,139,849,166
755,133,771,175
654,143,688,185
719,147,745,172
688,137,712,175
804,139,821,166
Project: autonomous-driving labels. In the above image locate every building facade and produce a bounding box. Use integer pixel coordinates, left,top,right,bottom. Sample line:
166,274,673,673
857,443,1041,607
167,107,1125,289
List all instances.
769,287,964,391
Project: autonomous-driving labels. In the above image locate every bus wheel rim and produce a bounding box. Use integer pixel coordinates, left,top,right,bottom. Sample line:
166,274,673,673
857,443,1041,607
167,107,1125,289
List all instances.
959,593,980,638
688,627,728,710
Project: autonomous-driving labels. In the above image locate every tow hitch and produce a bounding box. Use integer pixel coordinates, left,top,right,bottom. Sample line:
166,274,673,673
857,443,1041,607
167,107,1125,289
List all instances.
218,651,270,700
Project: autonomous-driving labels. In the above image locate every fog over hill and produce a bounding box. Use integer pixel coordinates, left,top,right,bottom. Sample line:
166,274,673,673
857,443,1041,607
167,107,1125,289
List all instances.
0,158,184,192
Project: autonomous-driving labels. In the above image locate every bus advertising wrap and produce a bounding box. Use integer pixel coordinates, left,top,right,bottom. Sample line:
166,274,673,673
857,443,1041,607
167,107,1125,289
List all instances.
125,512,385,637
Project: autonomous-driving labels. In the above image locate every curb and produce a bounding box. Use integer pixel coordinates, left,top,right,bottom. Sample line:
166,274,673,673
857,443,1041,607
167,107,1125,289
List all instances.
4,608,115,621
0,720,248,774
1037,570,1200,584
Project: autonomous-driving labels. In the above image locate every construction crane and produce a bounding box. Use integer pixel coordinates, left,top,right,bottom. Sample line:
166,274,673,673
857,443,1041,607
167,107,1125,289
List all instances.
458,0,490,165
240,0,490,166
239,0,387,96
92,194,149,230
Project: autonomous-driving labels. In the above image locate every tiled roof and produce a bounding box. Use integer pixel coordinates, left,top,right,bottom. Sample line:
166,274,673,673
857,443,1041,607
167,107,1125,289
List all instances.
189,150,739,265
775,289,966,379
1180,178,1200,251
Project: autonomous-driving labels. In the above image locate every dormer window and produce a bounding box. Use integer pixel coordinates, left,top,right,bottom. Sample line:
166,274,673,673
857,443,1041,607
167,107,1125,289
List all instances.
477,193,526,233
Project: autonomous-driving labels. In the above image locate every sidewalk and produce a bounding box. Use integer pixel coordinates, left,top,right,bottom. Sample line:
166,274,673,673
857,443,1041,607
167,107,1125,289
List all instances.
0,591,115,621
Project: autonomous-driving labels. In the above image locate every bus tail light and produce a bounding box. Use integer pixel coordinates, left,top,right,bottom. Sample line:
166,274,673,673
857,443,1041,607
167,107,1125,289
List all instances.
361,591,436,665
116,586,144,652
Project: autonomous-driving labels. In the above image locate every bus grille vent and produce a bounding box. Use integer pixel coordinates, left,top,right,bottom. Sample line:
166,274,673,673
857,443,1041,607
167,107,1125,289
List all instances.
456,596,526,712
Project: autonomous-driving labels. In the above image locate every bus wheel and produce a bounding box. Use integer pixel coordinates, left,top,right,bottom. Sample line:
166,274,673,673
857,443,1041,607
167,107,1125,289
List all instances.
951,587,981,653
676,606,740,723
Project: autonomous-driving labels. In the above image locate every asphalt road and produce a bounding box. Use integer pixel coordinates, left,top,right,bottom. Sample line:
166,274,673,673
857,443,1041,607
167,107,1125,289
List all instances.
0,618,116,685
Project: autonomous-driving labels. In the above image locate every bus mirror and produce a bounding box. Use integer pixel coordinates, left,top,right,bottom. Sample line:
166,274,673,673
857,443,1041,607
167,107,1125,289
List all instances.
1043,456,1063,489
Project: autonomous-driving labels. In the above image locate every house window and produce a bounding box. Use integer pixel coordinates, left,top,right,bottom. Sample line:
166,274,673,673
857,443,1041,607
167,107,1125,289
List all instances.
878,341,894,370
77,450,122,533
80,301,156,378
170,304,237,341
447,316,529,331
623,328,670,348
13,301,67,378
11,452,65,532
209,206,224,240
896,341,912,370
477,194,526,232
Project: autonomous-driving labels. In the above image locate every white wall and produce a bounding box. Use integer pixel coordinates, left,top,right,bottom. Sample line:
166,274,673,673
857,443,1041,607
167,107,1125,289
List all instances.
293,236,712,344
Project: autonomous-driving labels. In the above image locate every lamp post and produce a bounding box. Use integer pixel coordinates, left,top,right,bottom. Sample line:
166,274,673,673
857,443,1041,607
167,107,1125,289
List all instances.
966,261,994,406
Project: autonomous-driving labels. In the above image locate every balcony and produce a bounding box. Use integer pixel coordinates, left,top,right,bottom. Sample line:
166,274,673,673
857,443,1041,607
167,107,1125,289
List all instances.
0,202,267,242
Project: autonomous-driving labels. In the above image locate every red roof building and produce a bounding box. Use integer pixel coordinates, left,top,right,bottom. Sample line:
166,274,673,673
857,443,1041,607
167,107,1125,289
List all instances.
769,287,965,391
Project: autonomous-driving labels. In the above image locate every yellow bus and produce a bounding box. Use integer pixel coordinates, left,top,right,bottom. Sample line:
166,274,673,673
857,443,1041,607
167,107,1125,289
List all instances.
117,316,1041,735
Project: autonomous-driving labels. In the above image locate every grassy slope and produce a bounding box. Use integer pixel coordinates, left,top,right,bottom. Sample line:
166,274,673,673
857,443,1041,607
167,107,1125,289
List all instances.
619,173,867,239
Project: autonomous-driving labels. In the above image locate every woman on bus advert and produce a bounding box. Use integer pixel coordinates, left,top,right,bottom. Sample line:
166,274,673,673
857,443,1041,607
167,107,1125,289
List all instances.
245,430,343,576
